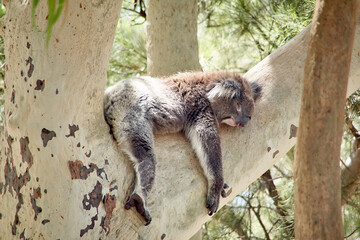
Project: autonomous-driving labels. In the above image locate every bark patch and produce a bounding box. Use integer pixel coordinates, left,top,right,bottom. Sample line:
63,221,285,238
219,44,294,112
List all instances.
41,219,50,225
82,181,102,210
68,160,94,180
80,181,102,237
289,124,298,139
20,137,33,167
11,89,15,103
66,124,79,138
30,189,42,220
25,56,34,78
32,187,41,199
4,134,32,235
85,150,91,158
11,193,24,235
80,214,98,237
273,150,279,158
109,185,118,192
41,128,56,147
19,229,29,240
34,79,45,91
100,194,116,235
68,160,106,180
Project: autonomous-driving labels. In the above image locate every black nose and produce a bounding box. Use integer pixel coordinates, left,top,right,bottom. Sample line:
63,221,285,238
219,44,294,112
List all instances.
240,116,251,124
235,116,251,127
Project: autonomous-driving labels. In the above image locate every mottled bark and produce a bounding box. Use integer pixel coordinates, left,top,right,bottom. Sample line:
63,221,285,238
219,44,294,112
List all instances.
146,0,202,77
0,1,123,239
294,1,359,239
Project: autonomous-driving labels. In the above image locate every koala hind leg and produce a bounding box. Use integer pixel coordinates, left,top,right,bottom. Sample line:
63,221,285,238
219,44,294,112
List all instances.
117,120,156,226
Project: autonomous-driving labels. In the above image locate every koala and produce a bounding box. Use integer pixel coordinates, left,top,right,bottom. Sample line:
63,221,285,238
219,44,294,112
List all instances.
104,72,261,225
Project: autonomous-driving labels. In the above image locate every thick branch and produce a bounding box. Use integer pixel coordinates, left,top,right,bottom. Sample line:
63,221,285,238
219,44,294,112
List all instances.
131,13,360,240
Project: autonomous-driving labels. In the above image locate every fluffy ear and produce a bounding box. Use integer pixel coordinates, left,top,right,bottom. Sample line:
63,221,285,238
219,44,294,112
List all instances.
205,83,217,92
206,81,238,100
250,81,262,101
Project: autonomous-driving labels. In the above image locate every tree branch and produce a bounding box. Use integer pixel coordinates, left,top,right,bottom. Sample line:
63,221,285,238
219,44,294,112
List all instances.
342,120,360,205
242,196,270,240
261,170,294,237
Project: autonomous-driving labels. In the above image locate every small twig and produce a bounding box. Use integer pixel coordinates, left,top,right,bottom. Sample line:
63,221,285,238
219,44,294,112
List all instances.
344,225,360,239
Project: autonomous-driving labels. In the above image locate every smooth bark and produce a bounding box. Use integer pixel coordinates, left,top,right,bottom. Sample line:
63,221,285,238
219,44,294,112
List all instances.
294,1,359,239
146,0,202,77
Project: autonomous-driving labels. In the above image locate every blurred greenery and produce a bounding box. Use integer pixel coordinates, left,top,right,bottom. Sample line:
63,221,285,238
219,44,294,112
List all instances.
198,0,314,73
106,0,147,86
107,21,146,86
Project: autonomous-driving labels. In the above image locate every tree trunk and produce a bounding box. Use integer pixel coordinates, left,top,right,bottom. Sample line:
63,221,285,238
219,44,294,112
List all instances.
0,1,123,239
294,1,359,239
146,0,202,77
0,1,359,240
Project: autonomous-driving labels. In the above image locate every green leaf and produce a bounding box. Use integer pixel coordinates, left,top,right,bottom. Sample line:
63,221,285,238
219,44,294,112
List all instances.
32,0,65,46
31,0,41,29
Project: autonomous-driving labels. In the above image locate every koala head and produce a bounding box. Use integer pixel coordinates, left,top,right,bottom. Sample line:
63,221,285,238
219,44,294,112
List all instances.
206,77,262,127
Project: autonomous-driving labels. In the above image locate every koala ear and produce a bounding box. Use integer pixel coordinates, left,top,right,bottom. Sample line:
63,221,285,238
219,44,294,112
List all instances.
250,81,262,101
206,83,217,92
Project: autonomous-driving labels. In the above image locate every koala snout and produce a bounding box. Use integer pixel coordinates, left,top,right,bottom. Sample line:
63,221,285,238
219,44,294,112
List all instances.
235,116,251,127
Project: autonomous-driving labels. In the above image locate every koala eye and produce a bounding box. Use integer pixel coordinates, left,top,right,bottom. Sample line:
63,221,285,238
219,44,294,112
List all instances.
236,102,242,112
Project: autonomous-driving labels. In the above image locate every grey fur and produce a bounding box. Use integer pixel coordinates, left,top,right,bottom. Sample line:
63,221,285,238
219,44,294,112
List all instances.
104,72,261,225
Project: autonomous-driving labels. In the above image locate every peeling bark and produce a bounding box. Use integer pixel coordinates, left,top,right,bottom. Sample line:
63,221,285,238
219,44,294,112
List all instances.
0,1,123,239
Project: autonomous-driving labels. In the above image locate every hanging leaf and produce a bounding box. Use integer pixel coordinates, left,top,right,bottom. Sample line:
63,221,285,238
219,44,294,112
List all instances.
46,0,65,45
31,0,65,46
31,0,40,29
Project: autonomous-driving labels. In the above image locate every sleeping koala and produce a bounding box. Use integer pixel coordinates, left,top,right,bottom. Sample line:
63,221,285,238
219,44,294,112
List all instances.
104,72,261,225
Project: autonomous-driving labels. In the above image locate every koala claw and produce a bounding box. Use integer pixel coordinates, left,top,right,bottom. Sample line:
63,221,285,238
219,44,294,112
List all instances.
206,194,220,216
124,193,152,226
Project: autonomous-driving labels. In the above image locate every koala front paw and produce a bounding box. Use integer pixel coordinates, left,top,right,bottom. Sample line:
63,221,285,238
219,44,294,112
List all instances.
124,193,152,226
207,183,230,215
206,192,220,216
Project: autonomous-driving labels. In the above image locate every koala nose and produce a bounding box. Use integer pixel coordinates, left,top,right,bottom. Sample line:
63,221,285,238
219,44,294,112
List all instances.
241,116,251,124
235,116,251,127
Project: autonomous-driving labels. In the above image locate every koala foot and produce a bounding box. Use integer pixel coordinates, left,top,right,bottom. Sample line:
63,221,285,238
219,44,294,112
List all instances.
221,183,231,198
207,183,230,216
124,193,152,226
206,192,220,216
